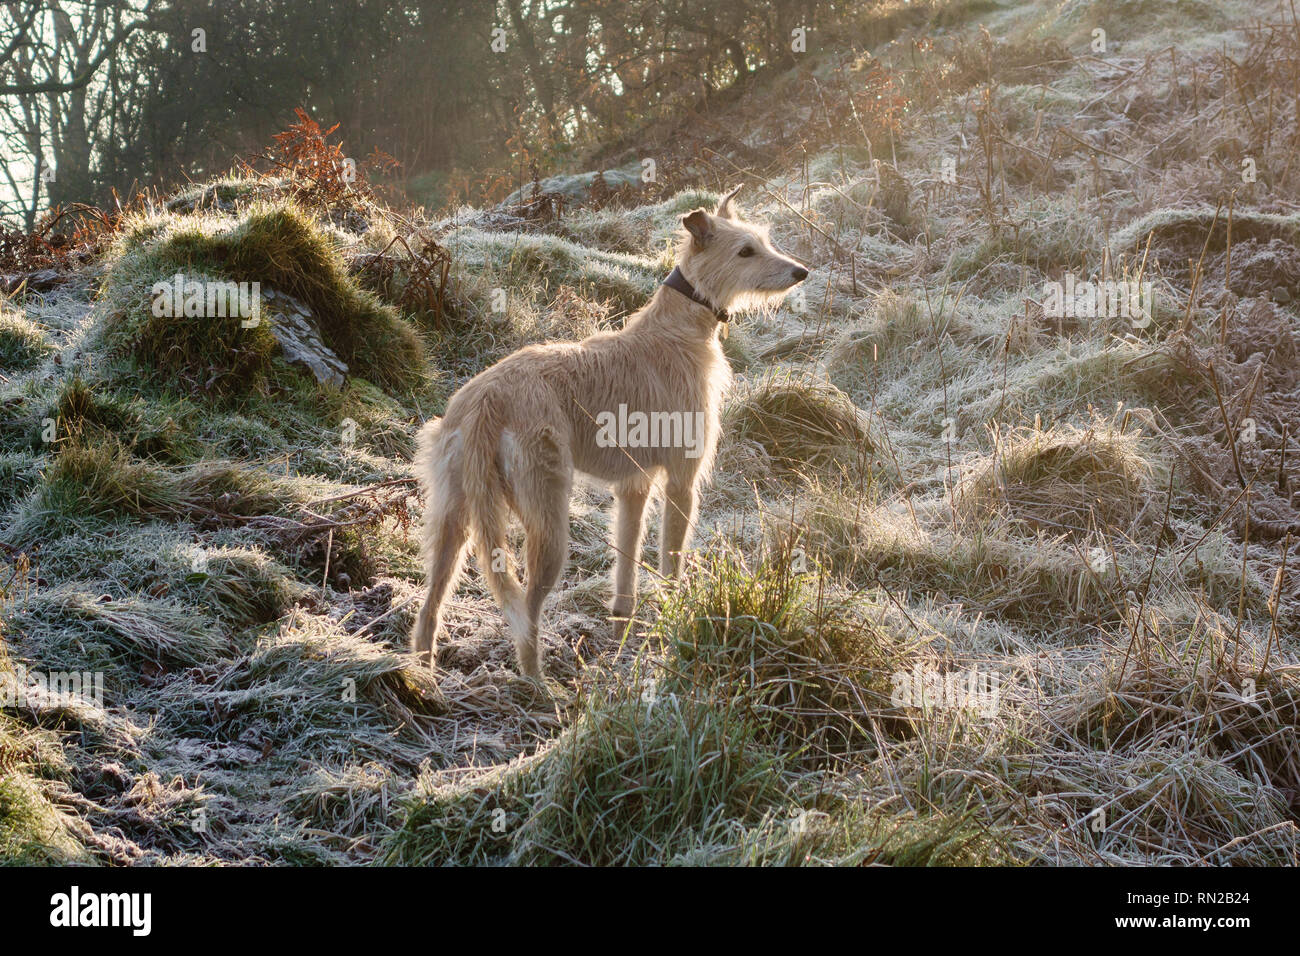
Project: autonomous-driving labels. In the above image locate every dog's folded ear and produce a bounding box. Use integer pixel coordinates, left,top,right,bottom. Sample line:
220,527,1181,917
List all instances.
715,184,742,219
683,209,714,247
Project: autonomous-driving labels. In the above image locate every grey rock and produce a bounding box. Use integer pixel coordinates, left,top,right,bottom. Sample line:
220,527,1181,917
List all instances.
260,288,348,387
501,160,644,207
1,268,63,294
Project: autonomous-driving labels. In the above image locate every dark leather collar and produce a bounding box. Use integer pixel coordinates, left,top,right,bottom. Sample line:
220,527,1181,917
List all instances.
663,266,728,322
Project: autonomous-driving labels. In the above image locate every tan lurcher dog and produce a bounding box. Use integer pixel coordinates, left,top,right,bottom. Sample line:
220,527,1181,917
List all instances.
410,186,809,677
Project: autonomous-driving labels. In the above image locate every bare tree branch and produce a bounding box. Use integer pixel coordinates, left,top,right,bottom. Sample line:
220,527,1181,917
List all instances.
0,0,157,96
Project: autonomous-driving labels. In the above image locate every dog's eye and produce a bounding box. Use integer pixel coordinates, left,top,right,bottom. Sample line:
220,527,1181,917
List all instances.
738,246,754,257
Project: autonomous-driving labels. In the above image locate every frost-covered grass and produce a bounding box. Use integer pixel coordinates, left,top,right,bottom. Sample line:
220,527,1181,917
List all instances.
2,0,1297,866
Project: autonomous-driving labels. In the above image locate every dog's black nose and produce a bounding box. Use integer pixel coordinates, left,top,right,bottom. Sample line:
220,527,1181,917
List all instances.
792,267,809,281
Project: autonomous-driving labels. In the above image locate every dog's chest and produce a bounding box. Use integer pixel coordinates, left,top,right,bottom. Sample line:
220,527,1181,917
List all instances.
657,338,730,412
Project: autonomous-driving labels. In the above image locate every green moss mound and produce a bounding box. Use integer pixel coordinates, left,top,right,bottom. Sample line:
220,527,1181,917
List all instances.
0,311,54,371
99,204,425,397
0,715,88,865
8,440,304,546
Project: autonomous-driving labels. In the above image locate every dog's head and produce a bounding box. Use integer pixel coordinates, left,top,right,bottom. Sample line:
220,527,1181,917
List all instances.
677,185,809,312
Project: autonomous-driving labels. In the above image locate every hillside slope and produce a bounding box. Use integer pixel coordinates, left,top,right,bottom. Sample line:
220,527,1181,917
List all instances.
2,0,1298,865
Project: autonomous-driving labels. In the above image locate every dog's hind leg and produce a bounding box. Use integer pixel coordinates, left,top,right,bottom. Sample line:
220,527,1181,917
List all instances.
473,520,533,676
610,480,651,630
411,507,469,665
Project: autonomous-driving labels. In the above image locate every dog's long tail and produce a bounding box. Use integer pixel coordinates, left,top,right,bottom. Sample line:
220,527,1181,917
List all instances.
457,400,530,637
411,417,467,659
411,398,529,661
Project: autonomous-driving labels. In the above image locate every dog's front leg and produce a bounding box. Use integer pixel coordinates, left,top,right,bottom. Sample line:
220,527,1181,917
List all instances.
611,484,650,625
659,480,698,579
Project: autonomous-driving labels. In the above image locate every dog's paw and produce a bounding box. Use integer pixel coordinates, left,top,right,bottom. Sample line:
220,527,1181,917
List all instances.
517,675,557,709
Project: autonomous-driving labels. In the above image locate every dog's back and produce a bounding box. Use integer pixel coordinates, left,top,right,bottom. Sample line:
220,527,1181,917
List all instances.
431,304,729,490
